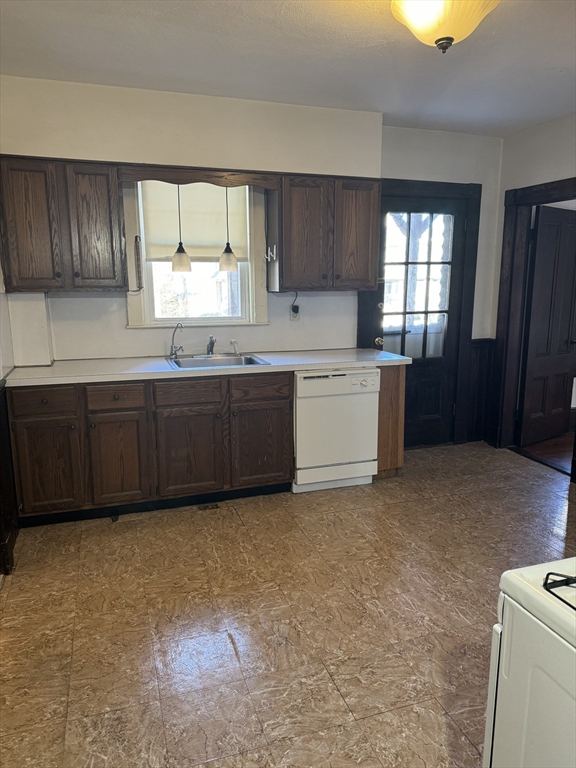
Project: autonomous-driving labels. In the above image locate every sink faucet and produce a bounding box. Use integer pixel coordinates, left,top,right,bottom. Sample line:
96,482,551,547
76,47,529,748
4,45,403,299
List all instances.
207,335,217,355
230,339,239,356
169,322,184,359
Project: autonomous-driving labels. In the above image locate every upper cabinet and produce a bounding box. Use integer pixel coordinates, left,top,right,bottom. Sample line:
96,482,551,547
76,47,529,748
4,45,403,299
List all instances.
269,175,380,292
0,158,127,292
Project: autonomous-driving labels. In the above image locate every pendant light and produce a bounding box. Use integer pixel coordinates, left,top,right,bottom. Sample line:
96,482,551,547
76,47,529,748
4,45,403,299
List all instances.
172,185,191,272
219,187,238,272
391,0,501,53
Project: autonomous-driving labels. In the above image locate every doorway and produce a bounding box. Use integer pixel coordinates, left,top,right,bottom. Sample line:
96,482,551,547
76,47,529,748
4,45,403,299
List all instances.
358,180,481,447
491,176,576,481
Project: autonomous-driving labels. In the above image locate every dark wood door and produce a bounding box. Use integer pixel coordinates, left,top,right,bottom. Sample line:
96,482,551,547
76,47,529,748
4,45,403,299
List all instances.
156,404,226,496
66,163,127,290
88,411,151,505
520,206,576,446
358,196,468,446
281,176,333,290
334,179,380,290
230,400,293,488
0,158,67,290
13,416,83,515
0,385,18,572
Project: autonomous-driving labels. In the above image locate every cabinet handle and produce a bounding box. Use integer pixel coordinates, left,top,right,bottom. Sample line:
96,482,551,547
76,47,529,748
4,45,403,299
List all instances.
70,424,76,430
232,411,238,417
74,271,80,278
55,272,62,279
215,413,221,419
321,274,327,279
113,394,120,401
335,274,341,279
90,422,96,429
41,399,48,405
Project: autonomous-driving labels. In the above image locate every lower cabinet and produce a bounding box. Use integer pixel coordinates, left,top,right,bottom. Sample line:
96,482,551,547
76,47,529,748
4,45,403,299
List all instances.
88,411,151,505
231,401,293,487
9,372,294,517
13,416,84,515
156,404,226,496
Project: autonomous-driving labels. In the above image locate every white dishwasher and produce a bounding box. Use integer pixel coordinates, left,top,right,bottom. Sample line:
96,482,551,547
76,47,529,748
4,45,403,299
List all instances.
293,369,380,493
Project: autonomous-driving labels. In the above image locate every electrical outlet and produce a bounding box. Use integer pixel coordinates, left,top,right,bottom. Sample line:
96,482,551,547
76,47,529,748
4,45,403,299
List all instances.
290,304,300,321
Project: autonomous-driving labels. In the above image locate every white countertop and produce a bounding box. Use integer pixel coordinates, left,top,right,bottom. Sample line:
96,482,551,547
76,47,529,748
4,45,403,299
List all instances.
5,349,411,387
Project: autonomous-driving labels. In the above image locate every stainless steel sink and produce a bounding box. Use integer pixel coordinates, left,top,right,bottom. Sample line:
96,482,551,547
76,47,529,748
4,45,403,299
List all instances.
167,354,270,370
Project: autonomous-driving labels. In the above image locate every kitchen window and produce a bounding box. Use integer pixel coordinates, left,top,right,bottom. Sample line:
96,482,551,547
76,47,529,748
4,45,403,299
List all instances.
123,181,268,327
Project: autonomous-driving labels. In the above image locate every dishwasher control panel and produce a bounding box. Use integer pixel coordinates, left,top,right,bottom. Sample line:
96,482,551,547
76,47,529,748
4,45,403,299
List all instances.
295,369,381,397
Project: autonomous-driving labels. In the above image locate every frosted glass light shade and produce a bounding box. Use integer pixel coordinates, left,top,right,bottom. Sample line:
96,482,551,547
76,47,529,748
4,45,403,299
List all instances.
391,0,500,50
172,242,191,272
219,243,238,272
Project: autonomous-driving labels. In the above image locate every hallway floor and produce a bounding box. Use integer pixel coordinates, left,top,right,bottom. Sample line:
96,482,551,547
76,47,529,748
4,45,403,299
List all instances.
1,443,574,768
520,431,574,475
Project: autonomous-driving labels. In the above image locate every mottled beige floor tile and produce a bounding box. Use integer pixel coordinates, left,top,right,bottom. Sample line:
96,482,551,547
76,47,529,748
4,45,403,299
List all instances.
15,523,82,574
4,568,77,616
0,719,67,768
161,681,266,766
0,675,68,737
63,701,168,768
269,723,383,767
80,519,140,551
0,575,13,613
397,625,491,694
147,590,224,644
437,684,488,750
154,630,244,696
245,663,353,741
213,582,294,624
227,614,315,676
68,610,157,719
360,699,481,768
325,647,436,719
0,612,73,682
76,568,147,615
205,748,276,767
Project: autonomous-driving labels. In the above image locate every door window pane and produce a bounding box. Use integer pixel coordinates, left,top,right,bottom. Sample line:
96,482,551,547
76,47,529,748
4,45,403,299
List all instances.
383,264,405,313
381,314,403,354
428,264,451,312
431,214,454,262
409,214,431,262
383,213,408,264
406,264,428,312
426,313,447,357
405,314,425,359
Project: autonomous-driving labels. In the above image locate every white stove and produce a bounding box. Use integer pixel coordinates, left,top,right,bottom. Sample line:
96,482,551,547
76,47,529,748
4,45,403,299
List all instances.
484,557,576,768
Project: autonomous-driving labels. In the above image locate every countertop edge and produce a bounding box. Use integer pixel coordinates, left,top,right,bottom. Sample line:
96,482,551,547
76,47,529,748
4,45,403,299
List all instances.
5,353,411,388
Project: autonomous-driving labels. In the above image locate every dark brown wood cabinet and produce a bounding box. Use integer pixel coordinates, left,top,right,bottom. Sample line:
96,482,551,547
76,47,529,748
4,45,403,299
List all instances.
88,411,151,506
0,158,67,291
0,158,127,292
13,415,84,515
9,372,294,517
271,175,380,292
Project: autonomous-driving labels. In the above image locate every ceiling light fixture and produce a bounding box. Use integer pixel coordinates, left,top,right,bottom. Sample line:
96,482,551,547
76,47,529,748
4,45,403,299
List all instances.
171,184,191,272
391,0,501,53
219,187,238,272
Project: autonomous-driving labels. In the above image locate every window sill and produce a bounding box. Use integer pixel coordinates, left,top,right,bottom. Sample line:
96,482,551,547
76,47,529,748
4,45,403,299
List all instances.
126,320,270,329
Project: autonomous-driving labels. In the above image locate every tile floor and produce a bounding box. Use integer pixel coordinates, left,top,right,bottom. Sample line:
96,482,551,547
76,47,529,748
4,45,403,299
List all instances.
0,442,574,767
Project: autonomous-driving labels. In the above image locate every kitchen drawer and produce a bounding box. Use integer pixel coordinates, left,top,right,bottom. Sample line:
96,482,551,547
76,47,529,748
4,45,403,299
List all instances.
10,386,77,418
154,378,225,407
86,383,146,412
230,373,292,403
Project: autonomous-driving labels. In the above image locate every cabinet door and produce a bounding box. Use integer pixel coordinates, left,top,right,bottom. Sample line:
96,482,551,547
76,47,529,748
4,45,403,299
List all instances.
88,411,151,506
230,401,293,488
156,405,226,497
13,417,83,515
66,163,127,290
334,179,380,290
282,176,333,290
0,159,66,290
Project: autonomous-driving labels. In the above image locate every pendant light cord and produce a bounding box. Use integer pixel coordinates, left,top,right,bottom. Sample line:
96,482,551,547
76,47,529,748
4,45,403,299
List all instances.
177,185,182,243
225,187,230,243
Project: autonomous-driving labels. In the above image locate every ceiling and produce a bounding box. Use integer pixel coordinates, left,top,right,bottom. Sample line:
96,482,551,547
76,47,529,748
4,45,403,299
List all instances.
1,0,575,137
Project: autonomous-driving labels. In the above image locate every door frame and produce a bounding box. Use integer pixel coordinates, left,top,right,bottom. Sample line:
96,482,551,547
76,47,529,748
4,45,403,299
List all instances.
360,179,482,443
489,177,576,448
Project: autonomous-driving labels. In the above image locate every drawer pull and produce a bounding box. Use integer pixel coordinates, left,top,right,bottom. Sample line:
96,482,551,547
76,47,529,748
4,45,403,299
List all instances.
70,424,76,430
335,274,341,279
232,411,238,417
41,399,48,405
55,272,62,279
74,271,80,278
90,422,96,429
113,394,120,401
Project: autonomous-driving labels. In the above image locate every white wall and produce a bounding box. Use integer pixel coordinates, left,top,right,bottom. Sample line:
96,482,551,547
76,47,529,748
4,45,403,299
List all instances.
381,126,503,339
0,75,382,178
